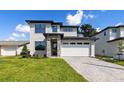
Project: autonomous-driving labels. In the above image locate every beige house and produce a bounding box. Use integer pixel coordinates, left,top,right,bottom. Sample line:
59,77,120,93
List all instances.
26,20,97,57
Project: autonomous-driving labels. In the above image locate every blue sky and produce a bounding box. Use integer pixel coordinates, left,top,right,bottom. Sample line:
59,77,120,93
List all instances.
0,10,124,41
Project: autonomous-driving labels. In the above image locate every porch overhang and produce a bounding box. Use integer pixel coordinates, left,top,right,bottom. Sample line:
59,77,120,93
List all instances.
43,33,64,39
62,37,98,41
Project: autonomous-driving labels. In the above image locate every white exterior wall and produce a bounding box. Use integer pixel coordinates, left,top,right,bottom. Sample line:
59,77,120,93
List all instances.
1,45,17,56
29,23,46,55
120,27,124,37
90,42,95,57
95,27,124,57
29,23,78,55
95,29,112,56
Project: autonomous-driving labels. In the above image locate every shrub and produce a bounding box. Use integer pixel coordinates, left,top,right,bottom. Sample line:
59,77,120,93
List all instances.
20,44,30,58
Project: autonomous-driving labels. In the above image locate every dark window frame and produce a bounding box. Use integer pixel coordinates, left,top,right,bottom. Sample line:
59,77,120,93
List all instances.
84,42,89,45
70,42,76,45
35,41,46,50
104,31,106,36
63,28,73,32
52,25,58,32
35,24,46,33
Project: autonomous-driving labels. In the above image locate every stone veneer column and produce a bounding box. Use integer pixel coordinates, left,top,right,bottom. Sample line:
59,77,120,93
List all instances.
46,39,51,57
57,38,61,57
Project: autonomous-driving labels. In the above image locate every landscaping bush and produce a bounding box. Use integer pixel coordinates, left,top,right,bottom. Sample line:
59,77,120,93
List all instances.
20,44,30,58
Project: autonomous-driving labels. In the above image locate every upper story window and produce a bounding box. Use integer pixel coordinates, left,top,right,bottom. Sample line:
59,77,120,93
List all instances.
112,28,117,33
52,25,57,32
35,41,46,50
63,28,73,32
35,24,46,33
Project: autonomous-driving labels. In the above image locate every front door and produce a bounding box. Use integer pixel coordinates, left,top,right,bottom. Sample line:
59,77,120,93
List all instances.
51,39,57,56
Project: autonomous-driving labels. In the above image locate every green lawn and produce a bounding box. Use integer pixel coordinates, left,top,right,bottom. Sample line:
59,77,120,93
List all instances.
96,55,124,66
0,56,87,82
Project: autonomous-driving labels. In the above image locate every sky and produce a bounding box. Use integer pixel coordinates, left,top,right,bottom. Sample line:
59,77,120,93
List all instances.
0,10,124,41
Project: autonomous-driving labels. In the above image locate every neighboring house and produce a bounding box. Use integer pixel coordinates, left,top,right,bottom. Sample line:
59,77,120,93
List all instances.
26,20,96,57
0,41,29,56
94,25,124,57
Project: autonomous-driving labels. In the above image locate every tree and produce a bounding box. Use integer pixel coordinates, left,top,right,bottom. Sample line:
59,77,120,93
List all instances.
118,41,124,54
117,41,124,60
20,44,30,58
79,24,97,37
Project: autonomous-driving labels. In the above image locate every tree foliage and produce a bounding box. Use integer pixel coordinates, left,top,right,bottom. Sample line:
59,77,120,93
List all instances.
79,24,97,37
118,41,124,54
20,44,30,58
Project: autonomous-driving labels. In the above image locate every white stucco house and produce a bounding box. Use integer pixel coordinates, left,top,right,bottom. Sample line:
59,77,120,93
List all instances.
26,20,97,57
94,25,124,57
0,41,29,56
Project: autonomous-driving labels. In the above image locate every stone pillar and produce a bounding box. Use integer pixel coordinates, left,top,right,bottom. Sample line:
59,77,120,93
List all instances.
57,38,61,57
46,39,51,57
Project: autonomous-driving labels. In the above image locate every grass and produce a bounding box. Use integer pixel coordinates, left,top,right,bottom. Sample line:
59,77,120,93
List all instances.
0,56,87,82
96,55,124,66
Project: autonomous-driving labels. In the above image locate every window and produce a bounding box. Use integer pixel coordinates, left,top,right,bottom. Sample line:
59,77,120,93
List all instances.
35,24,46,33
77,42,82,45
63,28,73,32
35,41,46,50
112,28,117,33
84,42,89,45
70,42,76,45
104,31,106,36
63,42,69,45
52,25,57,32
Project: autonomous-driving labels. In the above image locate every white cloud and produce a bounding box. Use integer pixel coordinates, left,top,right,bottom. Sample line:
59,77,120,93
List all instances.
96,27,101,32
66,10,95,25
84,14,95,19
115,22,123,26
7,36,17,41
66,10,83,25
21,33,26,37
16,24,30,33
12,32,19,37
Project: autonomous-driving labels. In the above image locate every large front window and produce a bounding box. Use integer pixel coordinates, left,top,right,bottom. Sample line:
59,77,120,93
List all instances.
35,24,46,33
35,41,46,50
63,28,73,32
52,25,57,32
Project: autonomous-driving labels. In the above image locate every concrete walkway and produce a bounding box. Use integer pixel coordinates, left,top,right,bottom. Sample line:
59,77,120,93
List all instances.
63,57,124,82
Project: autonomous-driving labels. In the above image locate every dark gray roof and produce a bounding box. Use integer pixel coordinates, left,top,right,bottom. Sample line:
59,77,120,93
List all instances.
107,37,124,42
0,41,29,46
25,20,63,25
25,20,79,28
94,25,124,36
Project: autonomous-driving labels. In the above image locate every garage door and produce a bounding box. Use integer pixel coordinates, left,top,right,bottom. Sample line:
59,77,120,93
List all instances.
61,42,90,56
1,47,16,56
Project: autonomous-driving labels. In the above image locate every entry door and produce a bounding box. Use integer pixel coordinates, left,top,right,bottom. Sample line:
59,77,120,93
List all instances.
51,40,57,56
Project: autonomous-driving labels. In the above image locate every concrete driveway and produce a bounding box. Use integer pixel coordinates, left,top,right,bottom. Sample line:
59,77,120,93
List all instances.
62,57,124,82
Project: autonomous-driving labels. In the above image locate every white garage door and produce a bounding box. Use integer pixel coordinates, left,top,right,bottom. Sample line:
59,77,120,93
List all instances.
61,42,90,56
2,47,16,56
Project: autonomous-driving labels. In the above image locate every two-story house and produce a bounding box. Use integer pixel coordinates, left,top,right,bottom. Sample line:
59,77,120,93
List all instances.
26,20,96,57
94,25,124,57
